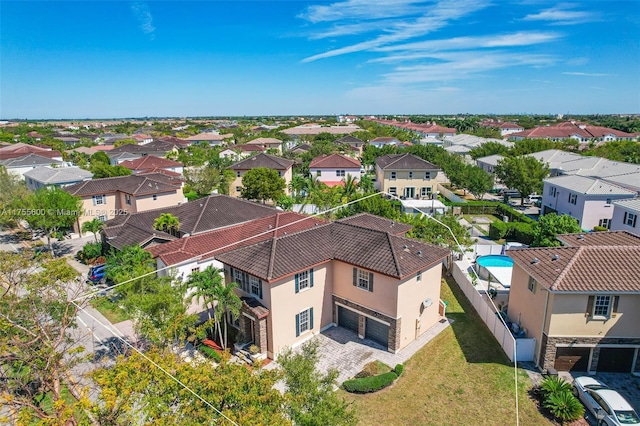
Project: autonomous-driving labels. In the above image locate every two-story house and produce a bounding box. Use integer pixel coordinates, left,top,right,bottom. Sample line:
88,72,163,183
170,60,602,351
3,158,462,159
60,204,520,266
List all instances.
228,153,294,197
219,144,265,160
610,199,640,236
506,231,640,373
541,175,636,230
309,154,361,187
245,137,283,153
375,153,440,199
24,166,93,190
369,137,400,148
215,215,450,359
64,173,186,232
119,155,184,175
0,154,65,179
335,135,365,155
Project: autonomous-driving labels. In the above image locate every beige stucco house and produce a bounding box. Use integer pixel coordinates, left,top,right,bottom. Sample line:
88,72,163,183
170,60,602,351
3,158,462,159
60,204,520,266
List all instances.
228,153,294,197
215,213,450,359
375,153,441,199
506,231,640,374
64,173,185,233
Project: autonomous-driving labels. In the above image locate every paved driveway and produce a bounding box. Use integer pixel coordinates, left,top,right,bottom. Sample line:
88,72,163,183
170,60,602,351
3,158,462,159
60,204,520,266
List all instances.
268,317,451,386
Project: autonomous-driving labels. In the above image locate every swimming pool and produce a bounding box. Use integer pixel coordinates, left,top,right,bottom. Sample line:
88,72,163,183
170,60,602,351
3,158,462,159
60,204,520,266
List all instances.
477,255,514,268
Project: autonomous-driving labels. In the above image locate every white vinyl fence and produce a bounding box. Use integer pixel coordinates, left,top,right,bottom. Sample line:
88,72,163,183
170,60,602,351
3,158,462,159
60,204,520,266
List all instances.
451,261,535,362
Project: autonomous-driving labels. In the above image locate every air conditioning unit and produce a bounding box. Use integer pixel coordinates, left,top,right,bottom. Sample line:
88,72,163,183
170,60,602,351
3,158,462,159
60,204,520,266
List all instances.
422,298,433,308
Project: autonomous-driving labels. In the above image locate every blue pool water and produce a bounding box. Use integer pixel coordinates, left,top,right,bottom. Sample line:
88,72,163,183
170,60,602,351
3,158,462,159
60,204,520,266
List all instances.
477,255,514,268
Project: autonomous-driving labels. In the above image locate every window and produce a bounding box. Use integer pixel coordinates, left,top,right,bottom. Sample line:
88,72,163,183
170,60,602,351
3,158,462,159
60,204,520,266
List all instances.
236,171,241,177
236,186,242,193
92,194,106,205
420,187,432,197
568,193,577,205
424,172,431,180
295,307,314,336
528,276,536,293
316,170,322,177
234,268,246,291
191,267,200,274
417,271,422,282
336,170,345,177
97,215,108,222
125,194,131,205
278,171,282,177
390,171,396,180
152,194,157,201
353,267,373,292
250,276,261,297
295,270,311,292
408,171,413,180
623,212,638,227
605,198,612,205
549,187,556,197
593,295,611,317
599,218,610,229
389,187,397,196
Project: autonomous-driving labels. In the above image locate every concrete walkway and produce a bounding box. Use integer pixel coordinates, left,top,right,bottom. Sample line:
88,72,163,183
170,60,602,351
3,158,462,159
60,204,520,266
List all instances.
267,318,452,387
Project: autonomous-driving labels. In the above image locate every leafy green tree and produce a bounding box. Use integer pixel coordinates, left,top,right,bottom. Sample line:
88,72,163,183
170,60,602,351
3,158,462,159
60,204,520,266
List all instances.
340,174,358,200
278,340,357,426
335,193,401,220
494,156,550,205
18,188,82,254
462,165,494,200
531,213,582,247
183,166,233,197
357,173,375,193
509,138,563,156
404,213,473,253
468,141,510,159
186,266,225,343
0,166,30,226
81,217,105,242
89,151,111,166
90,163,132,178
113,138,136,147
106,244,156,289
153,212,180,236
276,194,295,210
240,167,286,204
0,253,92,425
92,348,288,425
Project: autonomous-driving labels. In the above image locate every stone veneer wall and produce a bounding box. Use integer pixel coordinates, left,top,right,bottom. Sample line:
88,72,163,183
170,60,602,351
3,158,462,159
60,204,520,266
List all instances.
332,295,400,352
542,335,640,372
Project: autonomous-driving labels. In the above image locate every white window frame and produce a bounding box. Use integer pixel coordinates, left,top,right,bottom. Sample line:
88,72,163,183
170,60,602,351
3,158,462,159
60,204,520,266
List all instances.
234,269,246,291
152,194,157,201
250,275,261,297
357,269,370,291
390,171,396,180
236,171,241,177
599,218,610,229
93,194,106,205
549,187,556,197
568,193,577,205
389,187,397,196
191,267,200,274
298,270,310,291
625,212,637,227
336,170,345,177
424,172,430,180
236,186,242,193
421,187,432,197
408,171,413,180
298,308,310,334
125,194,131,205
593,295,611,318
417,271,422,282
97,214,108,222
316,170,322,177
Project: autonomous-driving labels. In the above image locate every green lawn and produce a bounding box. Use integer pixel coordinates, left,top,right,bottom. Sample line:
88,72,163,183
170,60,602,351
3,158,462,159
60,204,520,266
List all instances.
341,277,549,425
90,296,130,324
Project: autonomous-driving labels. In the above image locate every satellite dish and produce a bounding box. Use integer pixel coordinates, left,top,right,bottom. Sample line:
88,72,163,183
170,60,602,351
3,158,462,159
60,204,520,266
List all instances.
422,298,433,308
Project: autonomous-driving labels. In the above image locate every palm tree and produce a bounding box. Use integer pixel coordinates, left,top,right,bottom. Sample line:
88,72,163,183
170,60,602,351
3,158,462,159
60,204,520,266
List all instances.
357,174,375,193
186,266,223,342
81,218,104,243
213,281,242,350
153,213,180,237
341,174,358,200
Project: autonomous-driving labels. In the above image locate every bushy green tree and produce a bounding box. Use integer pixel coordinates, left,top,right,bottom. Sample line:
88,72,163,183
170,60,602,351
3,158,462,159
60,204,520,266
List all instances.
468,141,510,159
494,156,549,205
240,167,286,203
462,165,494,200
531,213,582,247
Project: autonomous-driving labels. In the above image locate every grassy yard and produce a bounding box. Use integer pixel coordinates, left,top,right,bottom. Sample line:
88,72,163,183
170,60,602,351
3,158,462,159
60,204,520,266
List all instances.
90,296,130,324
341,277,549,425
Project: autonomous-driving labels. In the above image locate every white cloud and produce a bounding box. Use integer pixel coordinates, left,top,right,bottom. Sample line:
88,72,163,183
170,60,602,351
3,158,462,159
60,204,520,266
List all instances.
131,1,156,39
300,0,427,24
563,72,614,77
523,3,598,25
301,0,490,62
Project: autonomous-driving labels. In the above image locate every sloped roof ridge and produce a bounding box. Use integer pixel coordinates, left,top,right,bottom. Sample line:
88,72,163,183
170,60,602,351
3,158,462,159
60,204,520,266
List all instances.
192,195,212,235
266,213,281,280
550,247,583,291
386,231,402,277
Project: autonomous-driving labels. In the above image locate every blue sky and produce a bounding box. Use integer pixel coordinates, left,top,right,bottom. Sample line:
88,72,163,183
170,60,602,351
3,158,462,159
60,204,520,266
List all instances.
1,1,639,118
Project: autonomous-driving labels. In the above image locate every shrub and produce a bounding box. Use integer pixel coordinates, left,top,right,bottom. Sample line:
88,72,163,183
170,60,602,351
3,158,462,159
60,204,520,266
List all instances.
593,225,608,232
343,371,398,393
543,390,584,422
80,242,102,263
509,222,534,245
198,345,221,362
394,364,404,376
489,221,508,240
540,376,573,397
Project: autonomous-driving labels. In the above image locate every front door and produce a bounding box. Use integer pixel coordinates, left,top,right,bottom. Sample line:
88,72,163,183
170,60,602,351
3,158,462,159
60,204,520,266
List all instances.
404,187,415,199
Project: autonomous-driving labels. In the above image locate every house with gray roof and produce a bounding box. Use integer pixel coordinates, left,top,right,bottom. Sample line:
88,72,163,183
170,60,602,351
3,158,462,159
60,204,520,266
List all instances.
0,153,65,179
214,216,450,359
541,175,636,230
24,166,93,190
506,231,640,373
228,153,295,197
610,198,640,236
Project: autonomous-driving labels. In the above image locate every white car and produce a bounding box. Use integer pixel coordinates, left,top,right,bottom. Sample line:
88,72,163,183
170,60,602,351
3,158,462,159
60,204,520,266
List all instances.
574,377,640,425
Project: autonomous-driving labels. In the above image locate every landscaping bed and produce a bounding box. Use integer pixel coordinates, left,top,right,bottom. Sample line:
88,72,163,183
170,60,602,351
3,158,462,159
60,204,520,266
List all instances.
343,362,403,394
90,296,130,324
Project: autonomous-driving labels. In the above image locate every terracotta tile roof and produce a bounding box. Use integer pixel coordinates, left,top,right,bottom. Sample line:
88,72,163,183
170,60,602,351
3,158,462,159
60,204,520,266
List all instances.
216,221,450,282
375,153,439,171
147,212,324,266
557,231,640,247
109,144,168,155
507,245,640,292
246,137,282,145
337,213,412,235
64,173,181,197
0,143,62,160
309,154,361,169
136,168,183,178
242,297,269,319
119,155,183,171
103,195,278,249
185,132,231,141
509,122,636,140
224,144,265,153
228,153,294,171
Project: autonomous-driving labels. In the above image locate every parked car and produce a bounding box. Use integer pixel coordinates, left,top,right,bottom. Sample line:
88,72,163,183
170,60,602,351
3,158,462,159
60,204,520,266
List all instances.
574,377,640,425
499,188,521,198
86,264,107,284
526,194,542,205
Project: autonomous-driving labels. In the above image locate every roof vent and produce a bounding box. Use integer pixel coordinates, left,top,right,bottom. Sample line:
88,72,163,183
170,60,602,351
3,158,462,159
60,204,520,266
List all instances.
283,232,287,235
577,234,584,240
403,245,408,250
552,254,559,261
531,257,539,264
417,250,422,256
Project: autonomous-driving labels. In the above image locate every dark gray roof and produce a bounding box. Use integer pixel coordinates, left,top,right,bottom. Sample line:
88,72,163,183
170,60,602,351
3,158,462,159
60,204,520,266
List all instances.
337,213,412,235
64,173,181,197
375,153,440,171
228,153,294,170
335,135,364,144
216,221,449,282
0,153,64,168
103,195,279,249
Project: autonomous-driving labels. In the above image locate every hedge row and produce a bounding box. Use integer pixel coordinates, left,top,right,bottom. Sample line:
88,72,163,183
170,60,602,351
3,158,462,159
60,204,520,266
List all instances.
449,201,535,224
489,221,534,245
198,345,221,362
343,371,398,393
